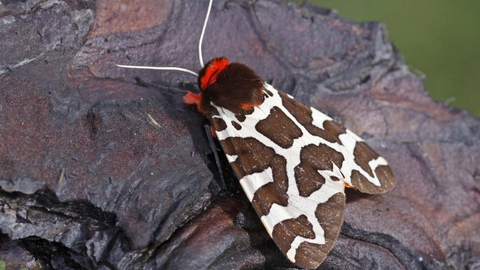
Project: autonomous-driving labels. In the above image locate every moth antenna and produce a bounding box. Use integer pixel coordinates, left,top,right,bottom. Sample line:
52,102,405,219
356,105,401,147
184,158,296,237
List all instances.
198,0,213,67
115,64,198,77
115,0,215,76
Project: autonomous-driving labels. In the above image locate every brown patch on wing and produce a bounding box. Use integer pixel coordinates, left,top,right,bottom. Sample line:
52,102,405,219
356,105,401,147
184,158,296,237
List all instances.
220,137,275,177
235,114,246,122
252,181,289,216
294,242,325,269
244,107,255,115
331,176,340,181
315,192,345,245
251,154,290,216
295,144,345,197
256,106,303,149
293,192,345,269
350,141,396,193
353,141,377,178
220,137,289,215
231,121,242,130
323,120,347,142
263,88,273,97
351,167,395,194
211,117,227,132
207,107,228,132
272,215,316,254
279,92,340,144
374,165,396,191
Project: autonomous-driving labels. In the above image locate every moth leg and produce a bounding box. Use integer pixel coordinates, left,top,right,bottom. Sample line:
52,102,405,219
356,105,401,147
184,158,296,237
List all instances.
204,122,227,192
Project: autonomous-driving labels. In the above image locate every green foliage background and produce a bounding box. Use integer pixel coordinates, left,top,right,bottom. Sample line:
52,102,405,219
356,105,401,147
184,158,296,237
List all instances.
289,0,480,117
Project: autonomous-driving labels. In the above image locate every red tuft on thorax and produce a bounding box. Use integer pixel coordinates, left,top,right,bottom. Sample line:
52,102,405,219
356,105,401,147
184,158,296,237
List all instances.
199,57,229,91
183,92,202,112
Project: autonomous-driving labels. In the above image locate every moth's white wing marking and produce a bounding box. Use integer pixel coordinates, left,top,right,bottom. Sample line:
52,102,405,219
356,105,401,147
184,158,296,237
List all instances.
345,128,364,142
225,154,238,163
211,83,347,264
239,167,274,201
370,156,388,169
310,107,333,128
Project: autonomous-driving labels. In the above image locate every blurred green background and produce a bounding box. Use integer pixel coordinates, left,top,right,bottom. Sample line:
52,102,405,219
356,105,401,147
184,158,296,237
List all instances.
288,0,480,117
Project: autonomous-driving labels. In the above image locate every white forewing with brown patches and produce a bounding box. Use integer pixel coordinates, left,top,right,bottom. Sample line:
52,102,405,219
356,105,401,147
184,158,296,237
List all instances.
206,83,395,269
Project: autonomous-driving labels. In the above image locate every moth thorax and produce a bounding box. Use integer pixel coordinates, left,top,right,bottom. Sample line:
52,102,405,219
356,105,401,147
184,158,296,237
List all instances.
199,57,264,114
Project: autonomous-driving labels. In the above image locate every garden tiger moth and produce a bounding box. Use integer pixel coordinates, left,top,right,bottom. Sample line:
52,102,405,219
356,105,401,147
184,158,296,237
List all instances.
117,0,396,268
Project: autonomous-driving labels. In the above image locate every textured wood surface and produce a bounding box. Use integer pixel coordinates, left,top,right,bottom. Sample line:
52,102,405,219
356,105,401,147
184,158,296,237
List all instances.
0,0,479,269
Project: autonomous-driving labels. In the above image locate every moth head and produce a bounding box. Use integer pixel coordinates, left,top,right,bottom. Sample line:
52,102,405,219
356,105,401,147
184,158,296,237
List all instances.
198,57,230,92
185,57,265,115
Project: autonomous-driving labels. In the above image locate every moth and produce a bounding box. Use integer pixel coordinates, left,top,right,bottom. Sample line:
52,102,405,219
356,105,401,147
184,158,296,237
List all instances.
118,0,396,268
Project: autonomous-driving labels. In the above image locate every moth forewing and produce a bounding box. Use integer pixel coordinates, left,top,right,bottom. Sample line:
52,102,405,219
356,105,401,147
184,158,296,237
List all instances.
205,82,395,268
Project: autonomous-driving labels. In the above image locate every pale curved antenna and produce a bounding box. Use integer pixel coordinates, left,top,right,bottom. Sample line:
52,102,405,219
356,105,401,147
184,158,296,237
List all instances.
198,0,213,67
116,0,214,76
115,64,198,77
